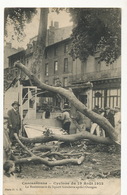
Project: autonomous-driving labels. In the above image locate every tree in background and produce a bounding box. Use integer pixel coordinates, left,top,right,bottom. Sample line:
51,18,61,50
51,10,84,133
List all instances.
69,8,121,64
4,8,121,64
4,8,48,75
4,8,37,41
30,8,48,75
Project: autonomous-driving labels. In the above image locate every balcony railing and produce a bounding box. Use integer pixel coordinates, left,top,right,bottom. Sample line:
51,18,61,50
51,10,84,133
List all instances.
69,67,121,83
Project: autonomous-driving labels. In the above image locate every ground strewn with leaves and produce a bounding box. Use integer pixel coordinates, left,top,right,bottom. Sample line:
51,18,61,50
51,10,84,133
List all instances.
13,140,120,179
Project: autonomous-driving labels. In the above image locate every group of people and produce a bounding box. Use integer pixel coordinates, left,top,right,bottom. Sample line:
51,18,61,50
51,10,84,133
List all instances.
104,106,121,128
4,101,121,142
92,105,121,128
42,103,121,137
3,100,121,177
90,105,121,137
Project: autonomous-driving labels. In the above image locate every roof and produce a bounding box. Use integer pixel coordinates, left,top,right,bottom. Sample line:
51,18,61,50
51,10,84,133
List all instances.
8,50,26,58
46,37,71,48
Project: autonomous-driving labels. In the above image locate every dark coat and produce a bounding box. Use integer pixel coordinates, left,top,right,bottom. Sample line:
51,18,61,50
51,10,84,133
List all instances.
105,111,115,127
7,108,21,134
45,110,50,119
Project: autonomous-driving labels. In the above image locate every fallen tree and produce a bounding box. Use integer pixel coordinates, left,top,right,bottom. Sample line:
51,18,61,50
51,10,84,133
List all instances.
14,133,86,167
14,61,120,145
20,130,112,145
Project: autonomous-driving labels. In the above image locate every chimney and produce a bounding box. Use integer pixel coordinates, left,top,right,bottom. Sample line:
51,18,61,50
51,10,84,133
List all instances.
6,42,12,48
49,20,54,30
54,21,59,29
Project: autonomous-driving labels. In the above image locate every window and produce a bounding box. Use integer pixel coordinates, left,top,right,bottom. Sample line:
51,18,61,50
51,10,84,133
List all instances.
92,90,105,109
54,79,57,86
64,58,68,73
54,78,61,87
64,43,69,53
54,61,58,73
92,89,121,109
45,63,49,76
107,89,121,108
63,77,68,87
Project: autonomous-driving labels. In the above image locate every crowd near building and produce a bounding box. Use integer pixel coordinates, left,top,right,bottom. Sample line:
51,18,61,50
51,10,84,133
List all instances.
4,21,121,120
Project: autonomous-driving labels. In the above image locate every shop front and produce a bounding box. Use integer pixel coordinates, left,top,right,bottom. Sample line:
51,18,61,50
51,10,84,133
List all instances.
92,78,121,109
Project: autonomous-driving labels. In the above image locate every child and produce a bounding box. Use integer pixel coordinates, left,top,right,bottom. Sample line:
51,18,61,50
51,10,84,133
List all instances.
3,160,15,177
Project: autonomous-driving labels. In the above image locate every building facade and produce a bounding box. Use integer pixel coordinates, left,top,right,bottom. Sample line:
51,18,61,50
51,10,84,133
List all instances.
4,27,121,112
40,38,121,110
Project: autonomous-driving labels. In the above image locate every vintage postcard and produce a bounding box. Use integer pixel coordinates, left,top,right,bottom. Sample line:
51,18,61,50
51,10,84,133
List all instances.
2,1,126,195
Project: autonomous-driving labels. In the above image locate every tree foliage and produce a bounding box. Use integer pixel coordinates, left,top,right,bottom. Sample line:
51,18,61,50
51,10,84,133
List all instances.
4,8,121,64
4,8,37,41
69,8,121,64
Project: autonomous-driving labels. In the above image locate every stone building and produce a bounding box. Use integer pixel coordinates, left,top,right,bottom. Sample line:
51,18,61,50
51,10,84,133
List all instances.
4,22,121,119
4,42,23,68
40,38,121,110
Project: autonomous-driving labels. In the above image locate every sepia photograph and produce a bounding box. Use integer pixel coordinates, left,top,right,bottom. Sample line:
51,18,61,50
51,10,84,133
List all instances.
2,3,124,195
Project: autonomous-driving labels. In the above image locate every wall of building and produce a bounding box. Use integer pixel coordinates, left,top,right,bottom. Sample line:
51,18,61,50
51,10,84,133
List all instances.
85,56,95,73
4,43,23,68
47,23,72,45
5,30,121,111
25,54,33,70
100,56,121,71
42,39,73,86
82,55,121,75
28,24,72,47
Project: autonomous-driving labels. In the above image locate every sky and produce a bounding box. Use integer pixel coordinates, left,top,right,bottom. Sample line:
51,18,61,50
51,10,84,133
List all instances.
5,8,73,49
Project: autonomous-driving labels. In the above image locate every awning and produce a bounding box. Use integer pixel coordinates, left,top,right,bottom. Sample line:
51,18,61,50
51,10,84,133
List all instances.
69,82,92,92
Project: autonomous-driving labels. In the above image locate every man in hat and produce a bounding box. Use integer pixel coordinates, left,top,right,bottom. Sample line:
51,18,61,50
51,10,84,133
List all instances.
7,101,21,145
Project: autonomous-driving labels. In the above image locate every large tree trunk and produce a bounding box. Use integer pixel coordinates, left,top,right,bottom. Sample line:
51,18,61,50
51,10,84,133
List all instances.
20,131,112,145
37,8,49,48
31,8,48,75
14,61,120,145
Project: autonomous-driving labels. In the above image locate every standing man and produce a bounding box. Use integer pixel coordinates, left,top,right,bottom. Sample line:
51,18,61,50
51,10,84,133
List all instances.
57,104,71,134
104,107,115,127
7,101,21,145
